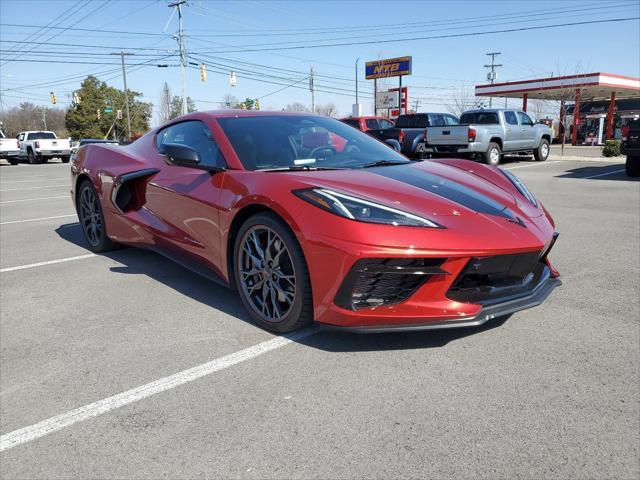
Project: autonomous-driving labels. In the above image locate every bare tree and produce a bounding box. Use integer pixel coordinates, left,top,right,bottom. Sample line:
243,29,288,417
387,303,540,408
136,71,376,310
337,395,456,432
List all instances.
285,102,309,112
445,87,482,118
221,94,240,109
315,102,337,117
158,82,172,124
0,102,67,137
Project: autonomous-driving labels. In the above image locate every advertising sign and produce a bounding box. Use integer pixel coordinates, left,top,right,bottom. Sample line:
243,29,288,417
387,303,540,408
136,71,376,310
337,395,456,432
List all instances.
365,56,412,80
376,91,400,109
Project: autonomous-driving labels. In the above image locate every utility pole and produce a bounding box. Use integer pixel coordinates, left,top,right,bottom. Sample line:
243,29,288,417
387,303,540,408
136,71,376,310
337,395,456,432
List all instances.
484,52,502,108
111,51,134,139
169,1,188,116
355,58,359,105
309,66,315,114
413,98,420,113
41,107,47,130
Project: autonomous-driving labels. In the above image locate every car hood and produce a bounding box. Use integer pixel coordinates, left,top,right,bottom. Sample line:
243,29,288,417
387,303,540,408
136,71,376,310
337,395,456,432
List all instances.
282,161,544,224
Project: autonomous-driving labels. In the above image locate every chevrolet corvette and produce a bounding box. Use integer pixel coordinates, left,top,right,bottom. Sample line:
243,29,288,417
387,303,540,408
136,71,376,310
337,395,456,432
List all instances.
71,111,560,333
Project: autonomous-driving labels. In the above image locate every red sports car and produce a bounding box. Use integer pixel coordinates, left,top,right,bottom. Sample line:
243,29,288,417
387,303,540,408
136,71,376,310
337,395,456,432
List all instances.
71,111,560,333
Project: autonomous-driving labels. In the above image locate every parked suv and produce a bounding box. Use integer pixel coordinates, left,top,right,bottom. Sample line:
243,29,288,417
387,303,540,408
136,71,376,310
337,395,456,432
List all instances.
425,109,552,166
17,131,71,164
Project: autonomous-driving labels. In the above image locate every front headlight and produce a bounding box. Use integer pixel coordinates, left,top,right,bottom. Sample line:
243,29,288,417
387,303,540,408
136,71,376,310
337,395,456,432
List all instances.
293,188,443,228
501,169,538,207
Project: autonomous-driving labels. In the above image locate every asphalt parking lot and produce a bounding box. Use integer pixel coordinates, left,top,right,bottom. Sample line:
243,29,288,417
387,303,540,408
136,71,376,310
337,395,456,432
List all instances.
0,158,638,479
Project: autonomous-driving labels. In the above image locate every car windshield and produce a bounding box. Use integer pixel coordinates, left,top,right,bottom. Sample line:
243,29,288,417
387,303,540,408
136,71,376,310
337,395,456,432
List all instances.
27,132,56,140
459,112,499,125
217,115,410,171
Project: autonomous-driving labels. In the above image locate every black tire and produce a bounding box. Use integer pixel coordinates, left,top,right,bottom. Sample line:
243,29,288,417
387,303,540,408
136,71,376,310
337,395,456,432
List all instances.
484,142,502,166
27,149,40,164
61,156,70,164
40,157,48,164
233,212,314,333
626,155,640,177
77,180,119,253
534,139,550,161
8,159,19,165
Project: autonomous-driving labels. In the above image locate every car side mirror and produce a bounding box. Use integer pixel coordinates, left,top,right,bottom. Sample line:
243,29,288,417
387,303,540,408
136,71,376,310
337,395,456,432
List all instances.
160,143,201,167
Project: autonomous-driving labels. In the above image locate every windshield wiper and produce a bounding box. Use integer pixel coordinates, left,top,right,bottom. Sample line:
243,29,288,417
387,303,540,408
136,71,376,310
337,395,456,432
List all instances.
256,165,348,172
360,160,409,168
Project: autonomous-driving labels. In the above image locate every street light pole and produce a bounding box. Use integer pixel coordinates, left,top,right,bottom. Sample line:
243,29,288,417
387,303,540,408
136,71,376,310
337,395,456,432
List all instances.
355,58,359,105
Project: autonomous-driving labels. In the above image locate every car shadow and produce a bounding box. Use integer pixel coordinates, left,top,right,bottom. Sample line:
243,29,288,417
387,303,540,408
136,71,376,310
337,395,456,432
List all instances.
55,222,510,352
555,164,635,181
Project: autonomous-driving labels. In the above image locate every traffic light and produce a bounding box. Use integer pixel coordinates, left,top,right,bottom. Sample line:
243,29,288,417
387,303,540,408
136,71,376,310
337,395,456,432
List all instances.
254,99,260,110
97,109,101,120
50,92,57,104
116,109,123,120
200,63,207,82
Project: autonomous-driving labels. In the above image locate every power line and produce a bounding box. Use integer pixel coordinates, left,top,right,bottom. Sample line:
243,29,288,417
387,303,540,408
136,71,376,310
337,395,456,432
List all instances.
195,17,640,53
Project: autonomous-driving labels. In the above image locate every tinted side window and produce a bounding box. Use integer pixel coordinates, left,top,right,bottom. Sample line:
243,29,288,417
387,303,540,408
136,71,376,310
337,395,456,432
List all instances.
379,119,395,129
504,111,518,125
156,120,225,169
517,112,533,126
341,119,360,129
365,119,379,130
460,112,499,124
394,115,413,128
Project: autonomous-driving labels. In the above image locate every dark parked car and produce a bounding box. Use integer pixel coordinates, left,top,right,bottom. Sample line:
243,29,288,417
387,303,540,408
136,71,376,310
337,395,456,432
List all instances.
367,113,458,158
621,119,640,177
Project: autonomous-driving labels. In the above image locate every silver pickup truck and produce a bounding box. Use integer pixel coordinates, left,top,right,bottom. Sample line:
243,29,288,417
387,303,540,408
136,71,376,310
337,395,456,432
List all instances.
425,109,552,166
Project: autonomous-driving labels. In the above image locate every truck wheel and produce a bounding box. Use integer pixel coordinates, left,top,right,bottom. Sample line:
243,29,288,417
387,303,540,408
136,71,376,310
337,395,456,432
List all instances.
27,150,40,164
534,139,550,161
484,142,502,166
626,156,640,177
61,156,70,164
40,157,48,164
9,158,19,165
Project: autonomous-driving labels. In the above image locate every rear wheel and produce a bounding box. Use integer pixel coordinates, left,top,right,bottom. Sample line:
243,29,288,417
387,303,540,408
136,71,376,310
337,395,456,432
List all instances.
61,156,70,164
8,158,18,165
534,139,550,161
233,212,313,333
77,180,118,252
626,155,640,177
484,142,502,166
27,150,39,164
40,156,48,164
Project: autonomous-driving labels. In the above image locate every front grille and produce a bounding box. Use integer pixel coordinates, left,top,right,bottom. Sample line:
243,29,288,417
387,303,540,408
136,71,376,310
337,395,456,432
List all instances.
447,251,547,303
334,258,447,310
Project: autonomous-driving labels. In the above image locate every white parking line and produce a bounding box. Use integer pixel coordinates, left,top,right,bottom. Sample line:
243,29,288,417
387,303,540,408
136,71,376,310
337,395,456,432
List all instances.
504,160,563,170
0,195,68,204
0,254,95,273
0,214,77,225
0,327,318,452
0,184,68,192
0,178,69,184
580,168,626,179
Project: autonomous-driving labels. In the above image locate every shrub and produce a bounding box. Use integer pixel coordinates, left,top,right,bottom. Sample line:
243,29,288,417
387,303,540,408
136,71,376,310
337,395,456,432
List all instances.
602,140,621,157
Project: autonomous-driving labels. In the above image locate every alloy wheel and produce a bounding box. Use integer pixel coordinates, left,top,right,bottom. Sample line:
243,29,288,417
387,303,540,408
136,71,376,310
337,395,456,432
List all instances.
238,226,296,322
541,143,549,159
490,147,500,164
79,186,103,247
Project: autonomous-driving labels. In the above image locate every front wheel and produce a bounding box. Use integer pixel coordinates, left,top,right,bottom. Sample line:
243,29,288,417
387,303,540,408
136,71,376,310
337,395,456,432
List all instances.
484,142,502,166
8,159,19,165
77,180,119,253
61,156,70,164
534,139,550,161
626,155,640,177
233,212,313,333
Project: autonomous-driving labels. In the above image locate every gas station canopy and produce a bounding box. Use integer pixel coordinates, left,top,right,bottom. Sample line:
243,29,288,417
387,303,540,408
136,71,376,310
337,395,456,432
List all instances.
475,72,640,101
474,73,640,145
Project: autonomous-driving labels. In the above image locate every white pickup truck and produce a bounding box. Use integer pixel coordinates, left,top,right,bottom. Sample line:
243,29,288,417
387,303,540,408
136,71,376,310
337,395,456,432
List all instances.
17,131,71,164
0,129,21,165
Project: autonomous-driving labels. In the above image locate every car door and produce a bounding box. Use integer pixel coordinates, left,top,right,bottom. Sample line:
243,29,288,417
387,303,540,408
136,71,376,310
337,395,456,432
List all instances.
144,119,228,278
517,111,536,149
503,111,520,151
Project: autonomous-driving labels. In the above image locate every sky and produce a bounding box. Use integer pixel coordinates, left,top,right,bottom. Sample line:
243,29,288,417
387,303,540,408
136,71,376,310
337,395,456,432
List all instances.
0,0,639,125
